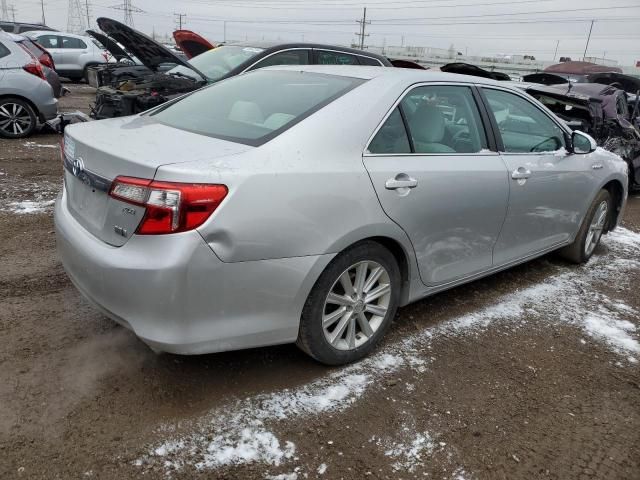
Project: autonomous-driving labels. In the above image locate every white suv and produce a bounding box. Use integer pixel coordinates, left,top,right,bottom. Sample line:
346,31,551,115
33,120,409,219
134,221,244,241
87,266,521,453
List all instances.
25,30,108,82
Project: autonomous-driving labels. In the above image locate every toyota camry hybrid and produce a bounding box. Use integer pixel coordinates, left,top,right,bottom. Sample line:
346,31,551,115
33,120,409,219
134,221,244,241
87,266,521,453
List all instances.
55,66,628,365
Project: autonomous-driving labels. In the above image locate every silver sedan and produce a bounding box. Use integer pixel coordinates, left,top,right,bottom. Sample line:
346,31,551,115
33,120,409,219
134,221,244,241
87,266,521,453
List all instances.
54,65,628,365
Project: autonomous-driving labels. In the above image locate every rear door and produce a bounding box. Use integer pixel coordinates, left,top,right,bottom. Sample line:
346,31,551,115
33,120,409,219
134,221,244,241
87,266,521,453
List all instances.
479,86,595,265
34,34,64,68
60,35,89,73
246,49,310,70
363,83,509,286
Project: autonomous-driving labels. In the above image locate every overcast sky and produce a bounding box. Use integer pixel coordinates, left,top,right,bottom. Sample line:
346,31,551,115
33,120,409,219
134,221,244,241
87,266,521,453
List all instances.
11,0,640,66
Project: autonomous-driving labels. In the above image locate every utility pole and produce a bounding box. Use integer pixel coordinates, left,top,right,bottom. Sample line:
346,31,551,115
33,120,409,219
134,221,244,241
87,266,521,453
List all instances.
40,0,46,24
174,12,186,30
84,0,90,28
223,20,226,42
8,3,15,21
355,7,370,50
582,20,594,61
553,39,559,61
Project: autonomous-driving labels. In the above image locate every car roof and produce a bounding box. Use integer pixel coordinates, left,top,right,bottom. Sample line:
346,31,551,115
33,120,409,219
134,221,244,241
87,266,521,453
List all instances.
26,30,89,39
263,64,507,85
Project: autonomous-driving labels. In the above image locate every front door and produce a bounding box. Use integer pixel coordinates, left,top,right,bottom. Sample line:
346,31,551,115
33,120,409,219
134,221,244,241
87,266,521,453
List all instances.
480,87,595,265
363,84,510,286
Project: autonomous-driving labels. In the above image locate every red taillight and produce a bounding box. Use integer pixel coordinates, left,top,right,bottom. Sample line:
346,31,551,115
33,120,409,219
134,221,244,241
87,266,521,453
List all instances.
109,176,228,235
23,61,46,80
39,53,54,69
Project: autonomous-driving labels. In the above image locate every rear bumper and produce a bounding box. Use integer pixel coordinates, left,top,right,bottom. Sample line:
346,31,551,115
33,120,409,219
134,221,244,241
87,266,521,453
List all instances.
54,191,334,354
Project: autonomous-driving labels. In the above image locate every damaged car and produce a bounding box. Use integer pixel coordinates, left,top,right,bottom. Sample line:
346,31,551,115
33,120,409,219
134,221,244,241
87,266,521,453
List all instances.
89,17,393,119
523,82,640,189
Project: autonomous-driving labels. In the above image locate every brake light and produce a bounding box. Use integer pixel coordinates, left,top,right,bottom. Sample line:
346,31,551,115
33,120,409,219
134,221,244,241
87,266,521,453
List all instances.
23,61,46,80
109,176,228,235
39,53,54,69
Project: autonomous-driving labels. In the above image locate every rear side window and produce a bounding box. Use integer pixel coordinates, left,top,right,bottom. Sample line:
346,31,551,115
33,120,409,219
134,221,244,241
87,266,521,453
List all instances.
483,88,565,153
151,70,364,146
251,50,310,70
37,35,59,48
368,108,411,154
61,36,87,49
358,56,383,66
0,41,10,58
317,50,359,65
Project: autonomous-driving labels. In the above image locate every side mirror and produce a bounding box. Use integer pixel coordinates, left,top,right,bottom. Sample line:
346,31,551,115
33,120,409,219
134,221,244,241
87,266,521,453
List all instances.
571,130,597,154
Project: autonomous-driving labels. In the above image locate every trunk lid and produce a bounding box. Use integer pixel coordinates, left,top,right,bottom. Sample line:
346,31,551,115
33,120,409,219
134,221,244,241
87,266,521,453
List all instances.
62,115,252,246
173,30,215,59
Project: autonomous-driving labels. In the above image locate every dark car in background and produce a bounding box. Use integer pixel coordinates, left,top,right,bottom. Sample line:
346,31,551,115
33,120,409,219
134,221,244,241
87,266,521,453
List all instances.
523,83,640,189
89,17,392,119
0,21,56,34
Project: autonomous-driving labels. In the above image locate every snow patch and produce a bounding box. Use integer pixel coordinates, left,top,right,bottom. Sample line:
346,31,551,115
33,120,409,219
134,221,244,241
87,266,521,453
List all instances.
317,463,327,474
4,199,55,214
23,141,58,149
584,315,639,354
382,431,435,472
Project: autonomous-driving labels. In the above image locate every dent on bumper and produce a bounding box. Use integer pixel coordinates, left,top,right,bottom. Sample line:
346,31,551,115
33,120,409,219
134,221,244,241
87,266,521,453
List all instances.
54,193,334,354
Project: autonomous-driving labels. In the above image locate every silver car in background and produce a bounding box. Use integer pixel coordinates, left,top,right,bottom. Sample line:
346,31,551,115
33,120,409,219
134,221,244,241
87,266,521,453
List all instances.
55,66,628,365
25,30,108,82
0,31,57,138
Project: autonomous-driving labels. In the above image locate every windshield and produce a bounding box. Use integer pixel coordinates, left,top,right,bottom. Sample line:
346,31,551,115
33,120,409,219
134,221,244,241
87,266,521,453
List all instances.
150,70,364,146
169,45,265,81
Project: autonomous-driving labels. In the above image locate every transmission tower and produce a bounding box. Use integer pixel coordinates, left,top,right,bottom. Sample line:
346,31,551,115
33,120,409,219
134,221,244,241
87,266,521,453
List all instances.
67,0,86,34
110,0,143,27
1,0,9,21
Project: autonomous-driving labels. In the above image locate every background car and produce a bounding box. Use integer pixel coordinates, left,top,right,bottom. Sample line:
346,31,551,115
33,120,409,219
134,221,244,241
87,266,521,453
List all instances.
7,32,63,98
0,21,56,34
89,16,392,119
55,66,627,365
24,30,108,81
0,31,57,138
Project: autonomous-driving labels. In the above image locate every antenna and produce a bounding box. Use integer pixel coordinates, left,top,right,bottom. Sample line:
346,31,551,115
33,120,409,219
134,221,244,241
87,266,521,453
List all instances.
67,0,87,34
110,0,144,27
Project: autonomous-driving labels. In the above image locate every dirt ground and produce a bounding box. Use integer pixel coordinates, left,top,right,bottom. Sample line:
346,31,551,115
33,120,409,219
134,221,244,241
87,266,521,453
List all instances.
0,84,639,480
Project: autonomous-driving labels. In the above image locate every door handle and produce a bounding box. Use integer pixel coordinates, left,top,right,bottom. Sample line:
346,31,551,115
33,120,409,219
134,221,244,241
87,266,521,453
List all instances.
511,167,532,180
385,174,418,190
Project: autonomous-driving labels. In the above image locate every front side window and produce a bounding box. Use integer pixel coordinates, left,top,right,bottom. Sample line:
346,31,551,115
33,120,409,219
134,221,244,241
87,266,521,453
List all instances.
403,85,488,154
483,88,565,153
61,37,87,49
251,50,310,70
317,50,359,65
151,70,364,146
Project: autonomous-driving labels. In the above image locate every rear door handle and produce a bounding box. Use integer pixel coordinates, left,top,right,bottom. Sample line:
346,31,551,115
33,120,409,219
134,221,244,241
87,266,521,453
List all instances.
511,167,532,180
385,174,418,190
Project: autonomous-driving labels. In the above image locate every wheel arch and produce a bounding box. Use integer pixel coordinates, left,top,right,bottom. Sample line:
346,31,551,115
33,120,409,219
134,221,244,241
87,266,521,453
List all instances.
601,179,625,232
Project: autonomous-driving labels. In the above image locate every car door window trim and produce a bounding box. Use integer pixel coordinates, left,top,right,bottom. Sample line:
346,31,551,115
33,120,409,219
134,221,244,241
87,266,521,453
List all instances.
364,81,498,157
477,85,572,156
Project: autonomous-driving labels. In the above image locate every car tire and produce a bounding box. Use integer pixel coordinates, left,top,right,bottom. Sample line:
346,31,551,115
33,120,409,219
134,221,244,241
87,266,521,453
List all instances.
0,97,37,139
559,189,611,264
297,241,401,365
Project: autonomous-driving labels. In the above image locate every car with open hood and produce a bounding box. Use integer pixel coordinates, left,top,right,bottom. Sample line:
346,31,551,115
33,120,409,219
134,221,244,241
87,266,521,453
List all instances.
521,82,640,189
88,17,393,119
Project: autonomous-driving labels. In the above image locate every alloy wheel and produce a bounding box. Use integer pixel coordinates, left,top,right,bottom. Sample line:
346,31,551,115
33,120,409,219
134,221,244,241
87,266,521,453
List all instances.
322,260,391,351
584,200,608,256
0,103,33,136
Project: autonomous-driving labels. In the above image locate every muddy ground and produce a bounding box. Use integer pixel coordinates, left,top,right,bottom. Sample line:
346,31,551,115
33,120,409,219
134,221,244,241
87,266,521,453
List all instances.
0,84,639,480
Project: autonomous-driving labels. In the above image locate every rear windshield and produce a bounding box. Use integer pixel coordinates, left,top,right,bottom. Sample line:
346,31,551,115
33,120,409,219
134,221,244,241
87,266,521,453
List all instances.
169,45,265,81
150,70,364,146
